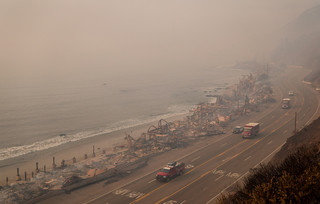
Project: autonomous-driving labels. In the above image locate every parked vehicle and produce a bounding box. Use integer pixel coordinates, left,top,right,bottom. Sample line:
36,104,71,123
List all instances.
282,98,291,109
156,161,185,182
288,91,294,96
242,123,260,138
233,126,244,134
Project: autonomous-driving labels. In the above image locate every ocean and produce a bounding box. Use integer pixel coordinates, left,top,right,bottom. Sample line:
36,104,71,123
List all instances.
0,67,247,161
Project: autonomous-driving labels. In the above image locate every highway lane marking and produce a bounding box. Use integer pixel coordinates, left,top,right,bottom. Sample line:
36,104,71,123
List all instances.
163,200,177,204
306,87,320,125
135,101,302,204
244,156,251,161
191,156,200,162
215,175,224,181
99,84,304,204
148,179,156,184
158,98,306,204
212,169,225,175
85,127,238,204
155,171,211,204
184,140,247,176
86,82,296,204
226,172,240,179
114,188,130,195
222,157,231,161
156,137,265,204
147,86,294,203
259,100,299,133
87,79,313,204
206,141,287,204
185,164,194,169
206,87,310,204
181,200,186,204
130,140,248,204
156,98,304,204
267,141,272,145
113,188,145,199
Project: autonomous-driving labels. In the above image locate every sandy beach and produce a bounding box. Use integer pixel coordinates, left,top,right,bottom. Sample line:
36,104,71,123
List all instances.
0,75,280,186
0,113,190,185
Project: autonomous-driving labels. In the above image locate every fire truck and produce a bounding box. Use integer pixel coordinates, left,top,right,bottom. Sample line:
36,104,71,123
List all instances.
242,123,260,138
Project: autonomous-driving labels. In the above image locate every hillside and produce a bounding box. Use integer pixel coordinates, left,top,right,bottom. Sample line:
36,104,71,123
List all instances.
273,4,320,82
271,117,320,164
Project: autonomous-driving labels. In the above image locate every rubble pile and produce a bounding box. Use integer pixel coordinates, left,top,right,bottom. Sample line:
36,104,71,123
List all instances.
0,70,275,203
0,182,47,203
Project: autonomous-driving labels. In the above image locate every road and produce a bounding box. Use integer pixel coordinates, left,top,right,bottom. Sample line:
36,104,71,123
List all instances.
40,67,320,204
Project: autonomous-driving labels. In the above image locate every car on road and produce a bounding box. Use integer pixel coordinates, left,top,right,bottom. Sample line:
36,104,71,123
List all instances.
282,98,291,109
233,126,244,134
288,91,294,96
156,161,185,182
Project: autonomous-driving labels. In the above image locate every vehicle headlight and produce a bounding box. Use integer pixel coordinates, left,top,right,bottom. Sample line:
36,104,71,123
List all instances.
163,176,167,178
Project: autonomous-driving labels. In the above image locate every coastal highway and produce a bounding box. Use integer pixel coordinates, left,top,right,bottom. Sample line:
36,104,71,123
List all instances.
83,67,319,204
40,67,320,204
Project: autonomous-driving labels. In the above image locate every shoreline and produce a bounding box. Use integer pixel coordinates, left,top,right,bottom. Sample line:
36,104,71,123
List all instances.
0,66,250,186
0,63,284,204
0,113,190,185
37,81,283,204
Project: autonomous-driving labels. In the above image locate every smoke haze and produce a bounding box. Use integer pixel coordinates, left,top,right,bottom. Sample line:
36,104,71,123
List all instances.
1,0,319,87
1,0,320,165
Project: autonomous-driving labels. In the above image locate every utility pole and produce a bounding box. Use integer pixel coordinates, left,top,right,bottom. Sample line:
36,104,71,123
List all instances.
294,112,297,133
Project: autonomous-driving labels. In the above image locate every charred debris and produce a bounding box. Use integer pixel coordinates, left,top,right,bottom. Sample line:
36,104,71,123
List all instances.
0,70,274,203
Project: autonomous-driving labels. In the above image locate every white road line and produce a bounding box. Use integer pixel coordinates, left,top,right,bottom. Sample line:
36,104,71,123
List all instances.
84,131,232,204
191,156,200,162
222,157,231,162
148,179,156,184
206,141,286,204
283,130,288,134
244,156,251,161
180,200,186,204
267,141,272,145
215,175,224,181
306,90,320,125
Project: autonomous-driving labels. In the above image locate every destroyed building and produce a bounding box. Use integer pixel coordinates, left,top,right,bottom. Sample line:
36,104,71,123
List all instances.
0,69,275,203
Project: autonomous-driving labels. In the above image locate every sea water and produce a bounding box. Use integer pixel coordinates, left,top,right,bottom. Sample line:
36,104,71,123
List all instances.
0,66,246,161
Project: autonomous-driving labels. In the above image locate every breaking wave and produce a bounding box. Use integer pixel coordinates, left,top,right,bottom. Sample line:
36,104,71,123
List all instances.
0,104,194,161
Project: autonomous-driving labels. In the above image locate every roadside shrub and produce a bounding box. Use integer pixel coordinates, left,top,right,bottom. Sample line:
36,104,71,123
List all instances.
218,144,320,203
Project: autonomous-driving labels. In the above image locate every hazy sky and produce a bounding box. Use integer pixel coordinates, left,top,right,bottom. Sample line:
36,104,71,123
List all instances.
1,0,319,85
